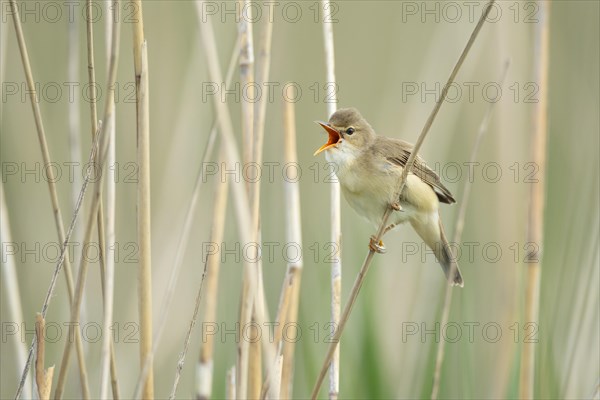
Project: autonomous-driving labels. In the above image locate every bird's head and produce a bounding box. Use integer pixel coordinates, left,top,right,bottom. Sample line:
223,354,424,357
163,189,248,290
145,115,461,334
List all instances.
314,108,376,156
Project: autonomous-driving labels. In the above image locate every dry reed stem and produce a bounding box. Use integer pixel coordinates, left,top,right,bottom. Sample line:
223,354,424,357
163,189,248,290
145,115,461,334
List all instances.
430,60,510,400
132,0,155,392
249,330,263,399
235,2,262,398
250,2,274,235
34,314,54,400
67,0,83,254
85,0,100,146
238,0,255,169
246,27,262,390
84,2,109,317
99,271,121,399
265,355,283,400
195,155,230,399
235,5,277,370
131,0,145,74
320,1,341,398
135,39,154,399
66,10,90,398
8,0,90,396
99,1,119,397
519,2,549,398
310,2,496,397
281,278,301,397
279,98,304,399
249,9,277,385
237,1,277,395
0,182,32,399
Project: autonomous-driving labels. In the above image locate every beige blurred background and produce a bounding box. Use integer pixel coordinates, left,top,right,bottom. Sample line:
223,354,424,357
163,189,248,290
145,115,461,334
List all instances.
1,1,598,398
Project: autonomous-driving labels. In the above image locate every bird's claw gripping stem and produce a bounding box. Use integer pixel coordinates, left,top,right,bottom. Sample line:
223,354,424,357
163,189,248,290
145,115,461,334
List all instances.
369,236,386,254
391,202,403,211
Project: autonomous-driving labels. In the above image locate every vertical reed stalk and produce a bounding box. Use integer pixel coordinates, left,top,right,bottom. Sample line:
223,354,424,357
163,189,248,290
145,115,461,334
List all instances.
100,0,119,397
431,60,510,400
249,10,276,394
67,0,83,257
265,355,283,400
520,2,549,398
320,1,341,397
310,2,496,397
131,0,154,396
280,97,304,399
238,0,255,170
236,2,261,398
251,0,273,232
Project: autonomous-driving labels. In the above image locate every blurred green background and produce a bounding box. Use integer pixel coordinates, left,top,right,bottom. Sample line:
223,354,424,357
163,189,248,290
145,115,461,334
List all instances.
1,1,598,399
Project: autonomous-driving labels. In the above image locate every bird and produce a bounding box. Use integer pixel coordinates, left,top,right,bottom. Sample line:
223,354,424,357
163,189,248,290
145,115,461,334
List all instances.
314,107,463,287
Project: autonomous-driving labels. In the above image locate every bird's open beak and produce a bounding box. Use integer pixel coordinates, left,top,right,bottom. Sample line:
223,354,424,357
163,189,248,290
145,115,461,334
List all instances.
314,121,341,156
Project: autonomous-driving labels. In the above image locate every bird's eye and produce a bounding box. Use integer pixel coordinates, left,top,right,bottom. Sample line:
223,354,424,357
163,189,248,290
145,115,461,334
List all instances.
346,127,355,135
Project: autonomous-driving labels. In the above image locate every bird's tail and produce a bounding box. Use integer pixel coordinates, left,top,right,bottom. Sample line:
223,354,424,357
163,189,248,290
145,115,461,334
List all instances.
437,219,464,287
410,214,464,287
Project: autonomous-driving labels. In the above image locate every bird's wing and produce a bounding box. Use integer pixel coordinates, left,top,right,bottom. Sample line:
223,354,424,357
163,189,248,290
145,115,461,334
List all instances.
373,137,456,204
